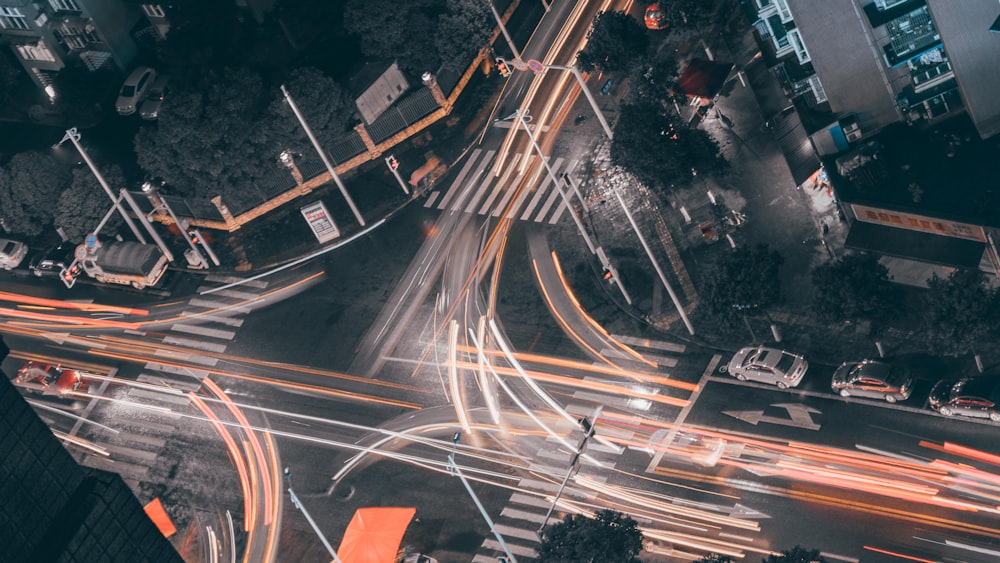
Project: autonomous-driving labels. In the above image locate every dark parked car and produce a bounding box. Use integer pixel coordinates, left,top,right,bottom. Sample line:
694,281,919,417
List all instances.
831,360,912,403
929,377,1000,421
29,242,74,277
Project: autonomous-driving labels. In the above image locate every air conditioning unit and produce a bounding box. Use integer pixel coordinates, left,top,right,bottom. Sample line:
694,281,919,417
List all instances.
841,116,862,143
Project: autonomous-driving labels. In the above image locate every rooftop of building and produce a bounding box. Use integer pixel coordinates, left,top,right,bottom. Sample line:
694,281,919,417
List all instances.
825,113,1000,227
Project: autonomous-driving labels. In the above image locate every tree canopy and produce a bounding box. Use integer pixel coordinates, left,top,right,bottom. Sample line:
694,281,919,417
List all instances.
344,0,492,74
700,244,784,323
763,545,827,563
611,102,726,191
537,509,644,563
0,152,70,237
577,11,650,73
55,166,125,242
921,268,997,357
810,252,900,326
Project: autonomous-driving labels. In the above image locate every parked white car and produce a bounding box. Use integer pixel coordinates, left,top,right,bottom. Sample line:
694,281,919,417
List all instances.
0,238,27,270
721,346,808,389
116,66,157,115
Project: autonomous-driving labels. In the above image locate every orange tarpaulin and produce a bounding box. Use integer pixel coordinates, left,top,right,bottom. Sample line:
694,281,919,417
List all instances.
338,507,416,563
143,497,177,538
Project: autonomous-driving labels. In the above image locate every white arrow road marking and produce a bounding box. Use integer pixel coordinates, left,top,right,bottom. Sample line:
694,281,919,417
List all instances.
723,403,822,430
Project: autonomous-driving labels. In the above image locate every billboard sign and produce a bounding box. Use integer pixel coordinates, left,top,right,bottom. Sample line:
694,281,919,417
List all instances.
300,201,341,243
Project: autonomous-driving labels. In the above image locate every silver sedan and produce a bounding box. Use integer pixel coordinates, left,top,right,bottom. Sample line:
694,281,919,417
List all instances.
721,346,808,389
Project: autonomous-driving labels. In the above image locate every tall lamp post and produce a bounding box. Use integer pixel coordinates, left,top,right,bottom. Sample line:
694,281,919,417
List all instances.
284,467,342,563
280,85,365,227
56,128,146,243
538,414,597,535
448,433,518,563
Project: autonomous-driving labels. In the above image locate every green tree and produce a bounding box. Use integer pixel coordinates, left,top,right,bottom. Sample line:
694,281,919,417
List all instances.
763,545,826,563
577,10,649,73
435,0,493,71
0,151,71,237
537,509,644,563
55,166,125,242
700,244,784,324
661,0,718,30
344,0,442,73
629,55,685,108
810,252,900,326
610,102,726,191
134,67,284,213
921,268,996,357
696,555,737,563
267,66,357,154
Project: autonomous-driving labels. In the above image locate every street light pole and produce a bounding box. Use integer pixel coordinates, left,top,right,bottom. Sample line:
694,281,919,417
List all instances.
513,110,596,255
58,128,147,243
548,65,614,140
612,185,695,335
280,85,366,227
538,414,597,535
448,434,518,563
284,467,343,563
486,0,521,60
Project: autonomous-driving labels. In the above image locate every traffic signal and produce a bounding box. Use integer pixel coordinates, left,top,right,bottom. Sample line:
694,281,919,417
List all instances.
386,155,399,170
188,230,200,244
495,57,511,77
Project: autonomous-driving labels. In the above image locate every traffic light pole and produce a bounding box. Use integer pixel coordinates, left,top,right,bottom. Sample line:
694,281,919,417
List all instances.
448,434,518,563
384,155,409,195
548,65,614,141
538,414,598,535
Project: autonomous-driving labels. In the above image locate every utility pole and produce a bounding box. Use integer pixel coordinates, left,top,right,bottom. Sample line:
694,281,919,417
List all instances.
284,467,342,563
57,128,146,243
538,412,599,535
548,65,614,140
448,433,518,563
281,85,365,226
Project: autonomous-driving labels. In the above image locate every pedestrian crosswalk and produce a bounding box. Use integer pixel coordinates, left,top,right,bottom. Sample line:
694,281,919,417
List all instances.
473,337,692,562
75,273,269,491
424,148,580,224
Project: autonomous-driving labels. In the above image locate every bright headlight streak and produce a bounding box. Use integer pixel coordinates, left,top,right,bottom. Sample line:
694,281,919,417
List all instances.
26,398,120,434
449,320,473,434
530,258,611,364
548,251,655,368
473,320,501,425
468,325,583,458
51,429,109,457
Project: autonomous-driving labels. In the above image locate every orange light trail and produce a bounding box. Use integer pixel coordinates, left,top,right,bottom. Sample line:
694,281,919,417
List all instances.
0,291,149,315
454,360,689,407
862,546,936,562
203,378,273,526
188,392,253,531
89,348,422,409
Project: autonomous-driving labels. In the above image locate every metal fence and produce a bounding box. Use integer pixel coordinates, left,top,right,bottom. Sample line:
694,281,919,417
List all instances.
366,87,441,143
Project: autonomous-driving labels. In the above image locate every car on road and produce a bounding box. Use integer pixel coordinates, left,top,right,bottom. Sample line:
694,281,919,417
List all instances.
116,66,157,115
721,346,808,389
644,3,669,30
831,359,912,403
0,238,27,270
929,377,1000,421
139,75,170,120
29,242,74,277
15,361,90,396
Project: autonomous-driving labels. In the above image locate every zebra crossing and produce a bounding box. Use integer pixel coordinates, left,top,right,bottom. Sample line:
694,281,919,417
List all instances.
424,148,580,224
76,273,266,489
474,337,691,562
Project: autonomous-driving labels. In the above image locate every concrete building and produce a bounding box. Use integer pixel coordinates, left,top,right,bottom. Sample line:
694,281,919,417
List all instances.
0,0,147,91
750,0,1000,284
751,0,1000,154
0,366,182,562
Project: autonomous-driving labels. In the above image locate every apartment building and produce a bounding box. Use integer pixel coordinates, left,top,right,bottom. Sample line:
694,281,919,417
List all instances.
0,0,156,92
751,0,1000,284
753,0,1000,152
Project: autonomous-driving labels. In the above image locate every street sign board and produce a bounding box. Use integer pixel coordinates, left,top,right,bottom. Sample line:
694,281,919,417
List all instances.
511,58,528,71
527,59,545,73
300,201,340,244
85,233,98,249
